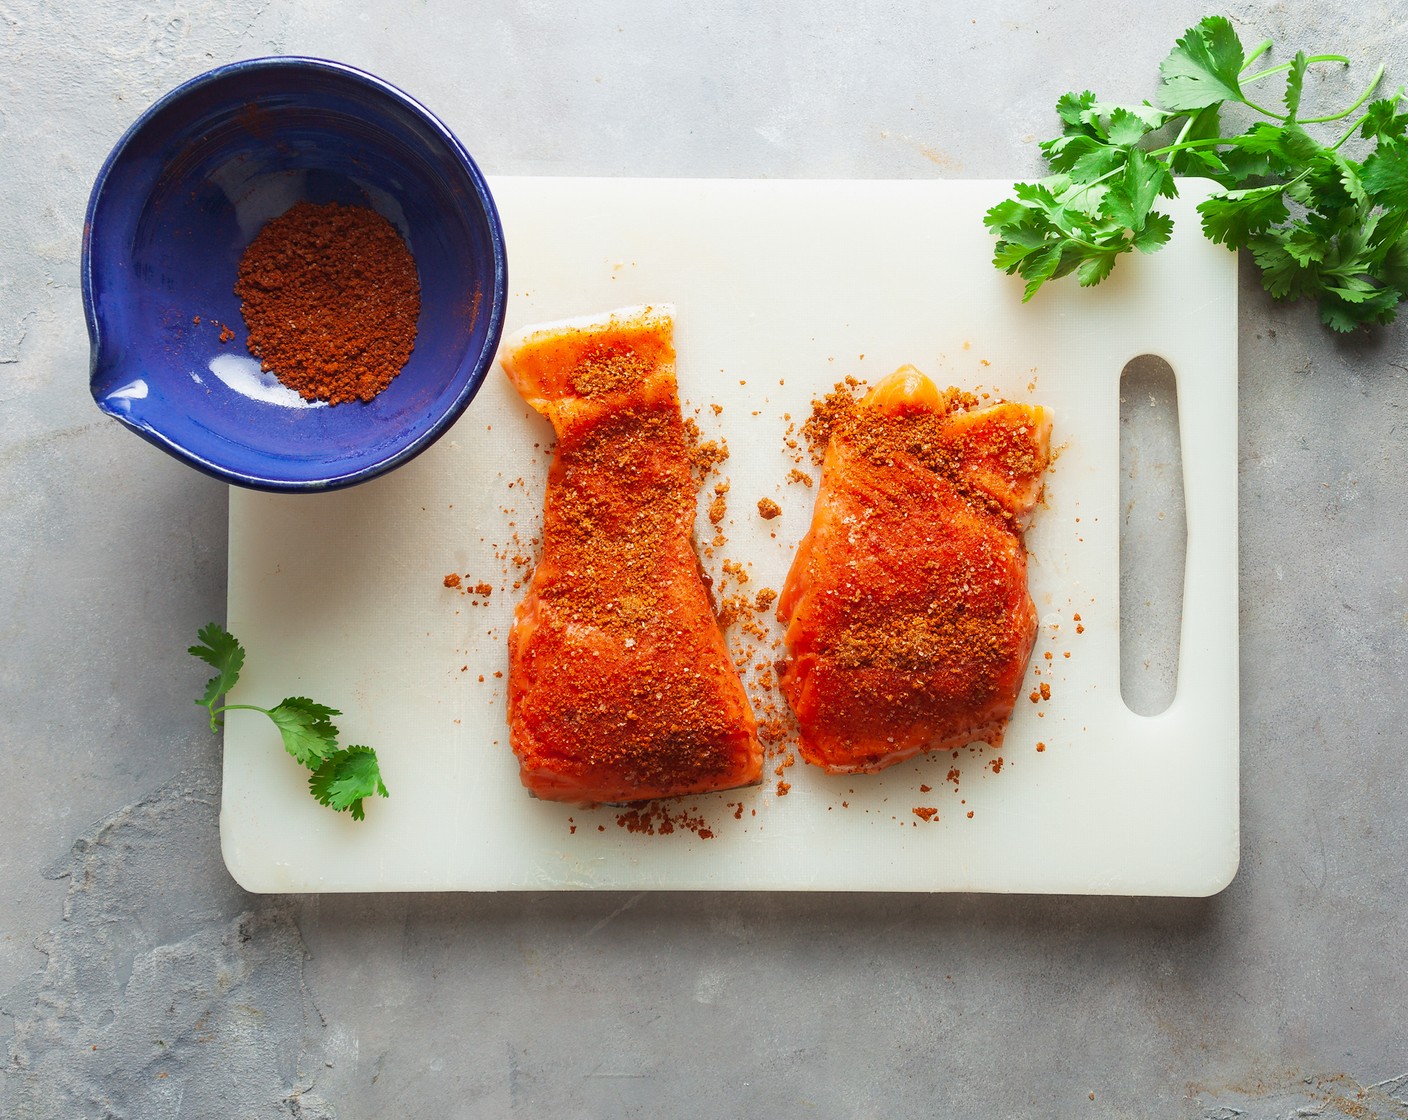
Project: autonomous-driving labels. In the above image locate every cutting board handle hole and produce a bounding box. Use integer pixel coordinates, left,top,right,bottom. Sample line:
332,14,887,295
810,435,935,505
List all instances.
1119,354,1186,717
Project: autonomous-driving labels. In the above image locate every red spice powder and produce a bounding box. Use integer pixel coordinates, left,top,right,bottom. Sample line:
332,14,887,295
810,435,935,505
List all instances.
235,201,420,405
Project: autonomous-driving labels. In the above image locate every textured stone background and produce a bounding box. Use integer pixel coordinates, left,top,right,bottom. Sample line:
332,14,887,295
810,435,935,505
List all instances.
3,1,1406,1116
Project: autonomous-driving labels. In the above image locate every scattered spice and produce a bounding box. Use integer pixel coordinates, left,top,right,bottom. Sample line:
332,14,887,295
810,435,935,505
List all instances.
708,481,730,525
614,802,716,838
912,806,938,822
235,201,420,404
443,573,462,589
757,497,782,520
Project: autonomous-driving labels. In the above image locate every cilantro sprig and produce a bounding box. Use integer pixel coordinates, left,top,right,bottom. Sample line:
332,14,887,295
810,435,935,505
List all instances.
985,14,1408,331
189,622,389,820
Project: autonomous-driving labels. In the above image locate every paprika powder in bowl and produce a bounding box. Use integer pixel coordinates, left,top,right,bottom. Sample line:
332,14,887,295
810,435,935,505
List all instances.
83,57,507,491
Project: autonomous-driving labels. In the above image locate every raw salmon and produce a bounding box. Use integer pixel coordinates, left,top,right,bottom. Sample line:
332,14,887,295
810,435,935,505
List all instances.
778,366,1052,774
502,305,762,803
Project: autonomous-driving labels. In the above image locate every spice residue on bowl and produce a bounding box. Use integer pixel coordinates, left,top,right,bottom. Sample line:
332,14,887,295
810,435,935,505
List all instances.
235,201,420,404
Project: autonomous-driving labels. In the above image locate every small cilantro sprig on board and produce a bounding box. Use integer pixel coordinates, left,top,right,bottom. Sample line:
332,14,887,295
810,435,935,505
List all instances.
190,622,389,820
985,14,1408,331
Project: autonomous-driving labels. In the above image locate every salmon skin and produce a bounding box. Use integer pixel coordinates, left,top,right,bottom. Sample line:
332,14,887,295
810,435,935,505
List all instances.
778,367,1052,774
501,305,762,804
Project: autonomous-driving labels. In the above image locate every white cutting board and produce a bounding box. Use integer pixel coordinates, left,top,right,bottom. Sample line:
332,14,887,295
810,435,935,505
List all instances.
222,177,1238,895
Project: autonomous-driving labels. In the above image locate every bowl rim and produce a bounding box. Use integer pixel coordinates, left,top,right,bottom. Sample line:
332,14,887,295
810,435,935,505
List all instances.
83,55,508,493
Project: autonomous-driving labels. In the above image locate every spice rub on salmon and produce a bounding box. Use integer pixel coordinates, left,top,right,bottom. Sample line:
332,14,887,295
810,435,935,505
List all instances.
777,367,1052,774
502,305,762,804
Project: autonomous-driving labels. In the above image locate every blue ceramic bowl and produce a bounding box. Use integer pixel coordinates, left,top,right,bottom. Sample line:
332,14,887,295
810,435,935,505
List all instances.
84,57,507,491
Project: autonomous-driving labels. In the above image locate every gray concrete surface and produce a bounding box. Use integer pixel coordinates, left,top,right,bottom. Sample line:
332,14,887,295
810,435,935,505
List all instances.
4,1,1407,1116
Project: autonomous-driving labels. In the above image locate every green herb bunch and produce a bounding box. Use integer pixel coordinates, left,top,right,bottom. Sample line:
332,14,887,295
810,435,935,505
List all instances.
190,622,389,820
985,15,1408,331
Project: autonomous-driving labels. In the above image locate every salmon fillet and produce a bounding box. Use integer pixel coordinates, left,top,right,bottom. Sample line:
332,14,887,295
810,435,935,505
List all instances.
501,305,762,803
778,366,1052,774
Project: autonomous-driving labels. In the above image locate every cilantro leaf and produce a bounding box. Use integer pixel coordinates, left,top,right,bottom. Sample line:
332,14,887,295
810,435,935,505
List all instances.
1231,121,1322,165
1107,106,1152,147
1379,233,1408,292
1281,224,1330,267
990,219,1053,271
1076,252,1119,287
1019,243,1065,301
1249,235,1316,299
1198,184,1291,246
1358,99,1407,141
1284,51,1308,119
1133,211,1175,254
1158,16,1246,112
1105,148,1171,229
267,697,342,767
1055,90,1098,128
189,622,245,729
1329,151,1368,207
308,746,389,821
1361,138,1408,210
1319,284,1402,331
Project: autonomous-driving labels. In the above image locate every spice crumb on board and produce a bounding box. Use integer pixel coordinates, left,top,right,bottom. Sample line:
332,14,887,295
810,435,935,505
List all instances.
613,802,716,839
913,806,938,822
757,497,782,520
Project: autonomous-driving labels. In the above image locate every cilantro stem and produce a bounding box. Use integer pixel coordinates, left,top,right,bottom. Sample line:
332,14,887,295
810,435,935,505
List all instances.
1328,86,1404,150
1146,135,1230,159
1240,38,1274,72
1171,113,1198,148
1301,64,1385,125
1239,95,1288,122
1242,54,1350,83
212,702,273,717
